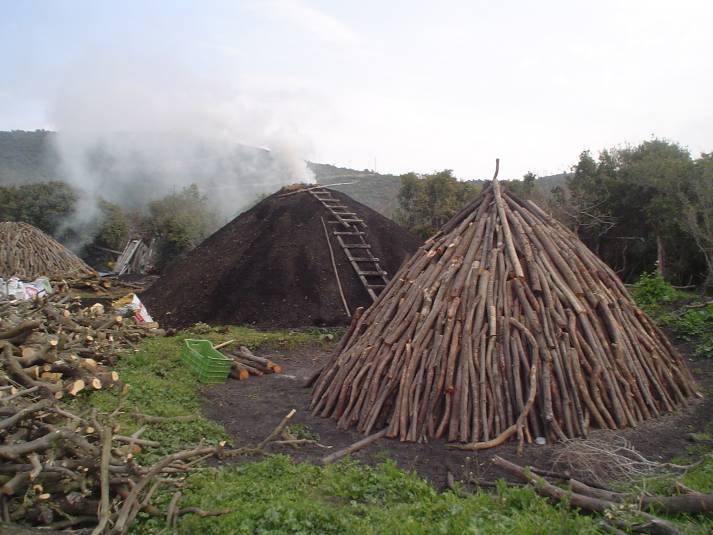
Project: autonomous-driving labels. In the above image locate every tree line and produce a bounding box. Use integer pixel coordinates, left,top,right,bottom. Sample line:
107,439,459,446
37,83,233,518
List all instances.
0,182,219,270
395,139,713,289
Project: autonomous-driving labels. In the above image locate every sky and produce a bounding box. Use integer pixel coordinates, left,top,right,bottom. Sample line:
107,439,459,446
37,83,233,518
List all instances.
1,0,712,180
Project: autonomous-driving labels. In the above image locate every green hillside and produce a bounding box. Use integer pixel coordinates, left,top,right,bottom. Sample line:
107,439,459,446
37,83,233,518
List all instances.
0,130,565,219
0,130,61,184
309,162,402,216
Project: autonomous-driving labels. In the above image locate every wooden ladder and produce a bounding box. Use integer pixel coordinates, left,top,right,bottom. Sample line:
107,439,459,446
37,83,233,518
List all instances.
310,187,390,301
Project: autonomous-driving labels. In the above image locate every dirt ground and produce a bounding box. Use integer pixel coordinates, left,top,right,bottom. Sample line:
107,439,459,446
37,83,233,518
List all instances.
201,343,713,489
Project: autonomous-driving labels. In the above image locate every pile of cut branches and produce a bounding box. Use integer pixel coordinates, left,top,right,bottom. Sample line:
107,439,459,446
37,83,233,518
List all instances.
0,383,297,533
492,456,712,535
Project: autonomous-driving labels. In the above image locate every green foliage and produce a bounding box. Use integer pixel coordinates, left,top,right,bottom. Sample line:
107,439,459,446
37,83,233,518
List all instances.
184,324,343,350
663,305,713,358
285,424,320,442
0,180,77,236
630,271,682,312
611,446,713,535
92,199,131,251
504,172,540,201
395,170,480,239
161,456,600,535
552,140,706,284
143,184,220,269
630,273,713,358
683,152,713,288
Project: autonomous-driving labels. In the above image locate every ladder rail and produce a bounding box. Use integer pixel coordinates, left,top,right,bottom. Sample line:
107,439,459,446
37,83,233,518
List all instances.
309,187,390,301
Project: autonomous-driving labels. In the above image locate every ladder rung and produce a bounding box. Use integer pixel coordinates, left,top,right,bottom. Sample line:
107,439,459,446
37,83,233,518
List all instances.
342,244,371,249
348,257,379,261
333,212,357,216
328,219,364,224
358,270,388,276
333,231,365,235
366,284,386,288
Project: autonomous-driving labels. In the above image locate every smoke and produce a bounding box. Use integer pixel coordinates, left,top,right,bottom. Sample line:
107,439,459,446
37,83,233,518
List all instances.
48,54,315,240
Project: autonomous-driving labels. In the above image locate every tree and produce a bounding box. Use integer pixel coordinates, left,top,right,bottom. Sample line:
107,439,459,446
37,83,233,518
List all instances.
395,170,480,239
143,184,220,268
0,181,77,236
681,153,713,288
504,172,538,200
550,140,703,284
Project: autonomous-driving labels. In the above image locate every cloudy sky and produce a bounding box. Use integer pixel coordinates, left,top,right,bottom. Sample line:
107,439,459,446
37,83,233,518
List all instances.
1,0,712,179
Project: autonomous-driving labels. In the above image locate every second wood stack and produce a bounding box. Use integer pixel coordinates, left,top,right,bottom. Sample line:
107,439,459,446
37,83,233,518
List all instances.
310,172,697,450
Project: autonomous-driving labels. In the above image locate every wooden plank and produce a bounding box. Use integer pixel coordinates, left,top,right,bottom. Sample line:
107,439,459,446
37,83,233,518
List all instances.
357,270,388,276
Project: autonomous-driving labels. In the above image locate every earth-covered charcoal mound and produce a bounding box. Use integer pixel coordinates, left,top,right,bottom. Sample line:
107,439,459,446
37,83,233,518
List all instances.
141,187,421,329
0,221,95,280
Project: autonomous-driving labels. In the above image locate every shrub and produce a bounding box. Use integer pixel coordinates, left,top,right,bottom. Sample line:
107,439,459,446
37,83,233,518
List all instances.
630,271,680,312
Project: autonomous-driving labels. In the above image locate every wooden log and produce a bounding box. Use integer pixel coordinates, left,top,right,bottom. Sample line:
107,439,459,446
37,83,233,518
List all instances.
321,429,387,465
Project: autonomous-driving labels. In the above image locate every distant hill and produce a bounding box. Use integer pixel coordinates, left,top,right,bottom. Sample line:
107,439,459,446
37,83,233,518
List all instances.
0,130,404,217
535,172,569,194
309,162,402,216
0,130,61,184
0,130,568,219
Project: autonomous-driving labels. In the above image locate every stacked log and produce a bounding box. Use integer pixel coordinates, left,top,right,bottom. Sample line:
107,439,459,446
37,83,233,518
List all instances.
0,222,95,280
311,169,698,450
228,346,283,380
0,294,164,399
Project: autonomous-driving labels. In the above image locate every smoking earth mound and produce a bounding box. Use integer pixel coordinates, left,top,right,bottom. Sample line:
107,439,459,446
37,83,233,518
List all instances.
142,188,421,328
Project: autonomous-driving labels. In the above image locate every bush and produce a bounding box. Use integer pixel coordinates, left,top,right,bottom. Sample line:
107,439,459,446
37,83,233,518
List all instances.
663,305,713,358
0,181,77,237
143,184,220,269
630,271,681,312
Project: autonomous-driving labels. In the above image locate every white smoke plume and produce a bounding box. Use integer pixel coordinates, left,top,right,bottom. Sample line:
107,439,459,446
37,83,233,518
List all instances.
48,54,315,236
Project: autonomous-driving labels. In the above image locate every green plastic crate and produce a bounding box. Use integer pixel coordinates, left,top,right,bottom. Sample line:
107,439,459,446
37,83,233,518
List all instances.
180,339,232,383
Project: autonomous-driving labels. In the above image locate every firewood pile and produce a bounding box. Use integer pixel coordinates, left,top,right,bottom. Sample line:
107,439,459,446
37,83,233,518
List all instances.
311,169,698,450
0,222,96,280
227,346,283,380
0,373,299,534
0,294,165,399
0,294,172,531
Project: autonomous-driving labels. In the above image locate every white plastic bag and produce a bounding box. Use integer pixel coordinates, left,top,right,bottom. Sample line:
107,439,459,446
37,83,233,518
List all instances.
131,294,154,324
7,278,27,300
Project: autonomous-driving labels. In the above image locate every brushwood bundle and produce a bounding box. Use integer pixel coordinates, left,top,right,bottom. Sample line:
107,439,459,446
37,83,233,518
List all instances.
311,166,697,450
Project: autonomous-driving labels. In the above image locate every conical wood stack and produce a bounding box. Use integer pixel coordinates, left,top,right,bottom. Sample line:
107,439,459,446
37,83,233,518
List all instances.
310,165,697,450
0,221,95,280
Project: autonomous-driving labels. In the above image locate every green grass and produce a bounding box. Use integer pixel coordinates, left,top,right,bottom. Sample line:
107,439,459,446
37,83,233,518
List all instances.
150,456,601,535
661,305,713,358
64,320,713,534
609,450,713,534
66,324,338,461
630,271,713,358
